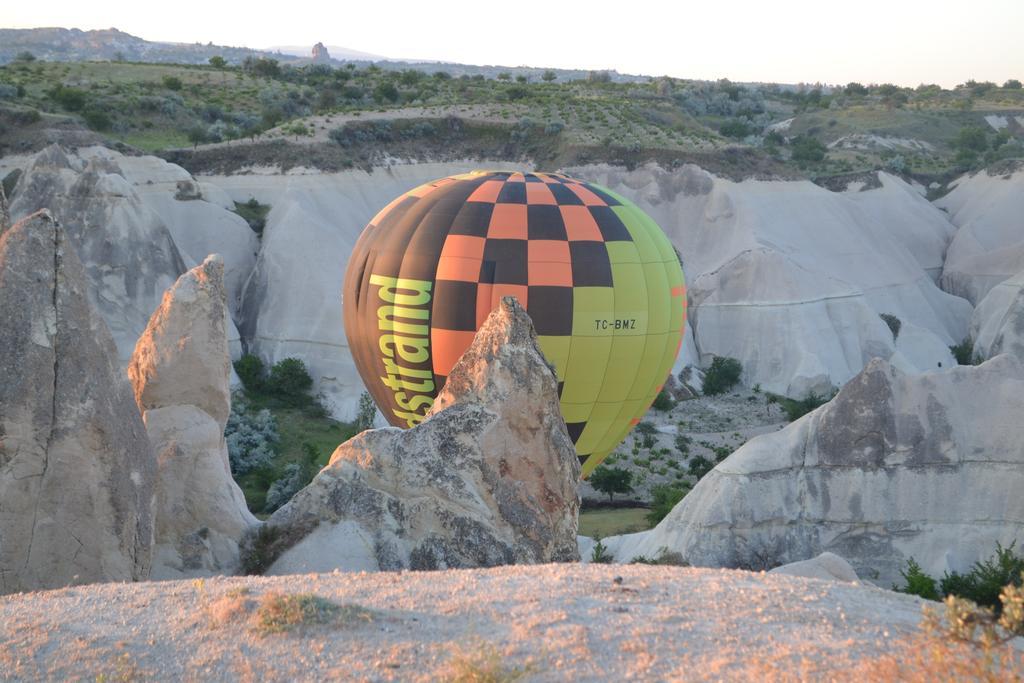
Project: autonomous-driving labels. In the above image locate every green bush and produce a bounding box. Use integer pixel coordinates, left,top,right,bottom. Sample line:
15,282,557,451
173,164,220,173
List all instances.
702,356,742,395
773,391,832,422
48,85,87,111
896,557,940,600
646,484,689,525
268,358,314,406
879,313,901,341
940,542,1024,612
590,539,613,563
687,455,713,479
588,465,634,502
234,354,265,392
162,75,183,91
651,389,675,412
718,119,752,138
895,542,1024,613
949,338,979,365
790,136,826,162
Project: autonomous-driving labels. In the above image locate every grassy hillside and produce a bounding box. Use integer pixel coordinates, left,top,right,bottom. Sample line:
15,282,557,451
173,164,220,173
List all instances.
2,57,1021,180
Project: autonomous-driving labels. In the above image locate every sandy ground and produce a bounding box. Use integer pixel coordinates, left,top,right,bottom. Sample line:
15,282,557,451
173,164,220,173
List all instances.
0,564,937,682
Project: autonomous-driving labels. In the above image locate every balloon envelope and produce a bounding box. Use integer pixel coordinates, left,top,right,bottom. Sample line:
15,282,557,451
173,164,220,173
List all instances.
343,171,686,476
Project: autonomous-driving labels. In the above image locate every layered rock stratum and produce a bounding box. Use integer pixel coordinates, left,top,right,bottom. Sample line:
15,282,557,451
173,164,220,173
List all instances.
263,297,581,574
0,210,155,593
129,254,256,578
603,355,1024,587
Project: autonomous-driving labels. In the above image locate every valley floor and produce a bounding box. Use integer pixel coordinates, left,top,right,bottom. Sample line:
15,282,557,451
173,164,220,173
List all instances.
0,564,952,681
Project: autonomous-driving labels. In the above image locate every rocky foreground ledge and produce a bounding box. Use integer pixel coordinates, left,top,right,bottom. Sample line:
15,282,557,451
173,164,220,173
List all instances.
0,563,942,681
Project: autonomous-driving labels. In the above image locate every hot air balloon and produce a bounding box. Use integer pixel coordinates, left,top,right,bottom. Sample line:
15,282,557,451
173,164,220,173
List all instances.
343,171,686,476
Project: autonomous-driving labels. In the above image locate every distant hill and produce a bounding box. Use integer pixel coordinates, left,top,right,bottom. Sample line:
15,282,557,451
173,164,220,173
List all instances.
266,44,388,62
0,27,646,83
0,27,277,66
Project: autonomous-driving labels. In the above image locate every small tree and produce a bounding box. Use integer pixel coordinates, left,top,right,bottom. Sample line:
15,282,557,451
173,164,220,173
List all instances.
646,484,689,525
268,358,314,405
14,51,35,62
541,70,557,82
187,125,208,149
1003,79,1022,89
496,72,511,81
162,75,183,91
209,55,227,69
588,466,634,502
234,354,265,392
702,356,742,395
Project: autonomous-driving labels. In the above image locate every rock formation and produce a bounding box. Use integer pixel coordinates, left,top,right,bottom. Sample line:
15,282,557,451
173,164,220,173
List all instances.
311,42,331,63
570,164,970,397
8,145,187,362
938,162,1024,304
769,552,859,583
0,210,155,593
603,355,1024,587
970,268,1024,362
262,297,581,574
129,255,256,578
79,147,258,328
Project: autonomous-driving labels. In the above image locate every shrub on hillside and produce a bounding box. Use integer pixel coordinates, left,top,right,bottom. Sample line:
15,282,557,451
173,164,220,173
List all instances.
719,119,752,138
790,135,826,162
234,354,265,392
702,356,742,395
896,543,1024,617
687,455,713,479
225,406,278,477
651,389,676,412
646,484,689,525
267,358,314,406
949,338,979,365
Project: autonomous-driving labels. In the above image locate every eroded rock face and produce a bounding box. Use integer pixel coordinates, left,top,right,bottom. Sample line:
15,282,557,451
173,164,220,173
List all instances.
937,163,1024,304
8,145,187,362
263,297,580,574
0,211,155,593
970,269,1024,363
129,255,256,578
604,356,1024,587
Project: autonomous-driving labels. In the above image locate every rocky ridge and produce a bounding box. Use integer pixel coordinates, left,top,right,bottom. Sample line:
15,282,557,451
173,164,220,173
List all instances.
262,297,581,574
129,254,256,579
0,210,155,593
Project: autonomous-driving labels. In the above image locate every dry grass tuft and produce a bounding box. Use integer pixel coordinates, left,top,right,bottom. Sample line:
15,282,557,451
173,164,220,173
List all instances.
252,591,374,635
445,644,536,683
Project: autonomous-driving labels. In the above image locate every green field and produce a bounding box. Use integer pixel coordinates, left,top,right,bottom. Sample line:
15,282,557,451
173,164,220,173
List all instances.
579,507,653,538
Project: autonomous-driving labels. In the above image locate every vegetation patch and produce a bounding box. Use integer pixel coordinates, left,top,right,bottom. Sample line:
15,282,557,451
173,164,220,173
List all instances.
231,198,271,235
253,592,374,635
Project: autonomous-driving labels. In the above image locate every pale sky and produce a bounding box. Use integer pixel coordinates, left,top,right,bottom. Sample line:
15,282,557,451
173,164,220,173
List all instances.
7,0,1023,88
